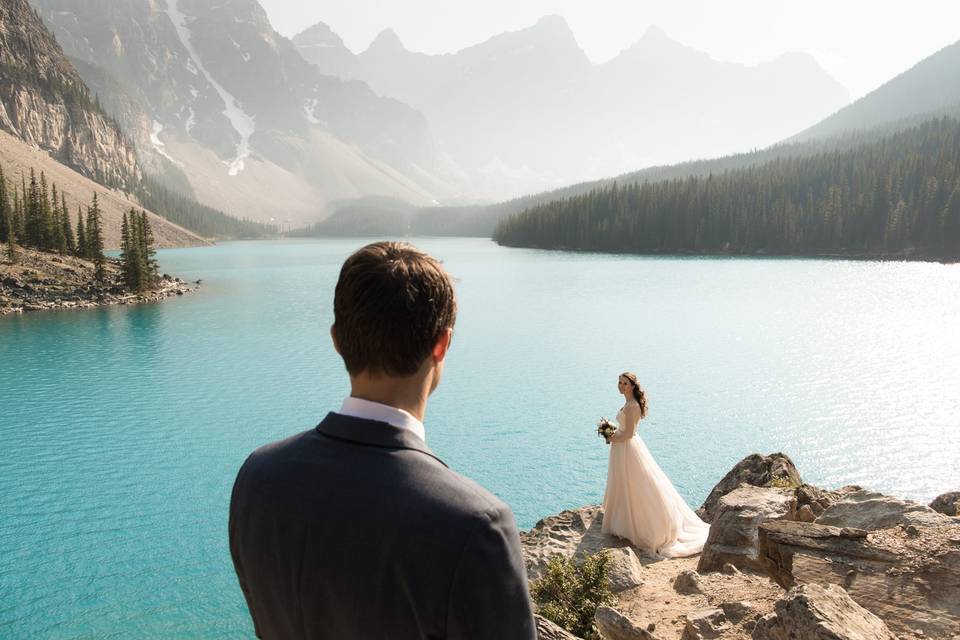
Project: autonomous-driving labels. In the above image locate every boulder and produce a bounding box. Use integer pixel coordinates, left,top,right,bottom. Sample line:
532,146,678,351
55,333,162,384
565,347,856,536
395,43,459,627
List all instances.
680,608,729,640
605,546,644,593
795,483,860,520
672,569,705,595
751,584,897,640
697,486,796,573
930,491,960,517
816,489,953,530
595,606,659,640
521,506,614,582
719,601,753,624
698,453,801,523
757,519,960,638
535,614,583,640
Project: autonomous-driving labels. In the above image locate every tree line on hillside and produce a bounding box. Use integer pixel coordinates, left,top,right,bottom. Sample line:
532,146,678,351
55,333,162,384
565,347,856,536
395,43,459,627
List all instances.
137,174,279,240
493,116,960,261
0,165,158,291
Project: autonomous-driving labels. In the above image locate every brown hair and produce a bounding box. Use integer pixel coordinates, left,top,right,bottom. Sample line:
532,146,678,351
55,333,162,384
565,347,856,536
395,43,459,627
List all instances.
333,241,457,377
620,372,648,418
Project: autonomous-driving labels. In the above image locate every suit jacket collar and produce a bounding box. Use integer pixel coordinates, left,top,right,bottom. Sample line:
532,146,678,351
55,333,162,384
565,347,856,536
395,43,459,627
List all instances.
316,412,448,468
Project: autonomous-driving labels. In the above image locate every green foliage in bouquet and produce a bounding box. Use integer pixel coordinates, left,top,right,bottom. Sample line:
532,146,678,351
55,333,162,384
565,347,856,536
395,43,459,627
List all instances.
530,551,616,639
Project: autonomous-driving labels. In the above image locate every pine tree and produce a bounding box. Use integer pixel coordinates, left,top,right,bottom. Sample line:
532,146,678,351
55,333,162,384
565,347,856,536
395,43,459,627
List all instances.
86,193,106,283
50,183,67,253
61,193,75,255
120,210,143,291
75,205,87,258
0,164,9,244
24,170,41,248
39,172,53,250
138,210,158,288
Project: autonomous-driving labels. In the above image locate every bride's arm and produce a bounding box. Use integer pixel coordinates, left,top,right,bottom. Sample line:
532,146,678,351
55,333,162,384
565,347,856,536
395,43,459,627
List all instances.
608,406,640,442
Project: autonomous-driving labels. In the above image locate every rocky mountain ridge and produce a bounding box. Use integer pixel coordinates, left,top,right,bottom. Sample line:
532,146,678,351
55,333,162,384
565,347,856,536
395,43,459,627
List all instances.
29,0,455,225
295,17,850,201
0,0,141,192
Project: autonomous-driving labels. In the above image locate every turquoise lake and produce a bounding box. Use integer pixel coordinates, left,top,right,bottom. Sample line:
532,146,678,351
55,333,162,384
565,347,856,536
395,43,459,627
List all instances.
2,238,959,637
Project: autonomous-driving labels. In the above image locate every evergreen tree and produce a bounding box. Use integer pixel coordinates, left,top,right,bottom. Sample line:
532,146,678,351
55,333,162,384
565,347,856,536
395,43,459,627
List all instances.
61,193,75,255
0,164,9,244
138,210,158,288
120,210,143,291
24,170,41,248
39,172,53,250
86,193,106,282
75,206,87,258
50,183,67,253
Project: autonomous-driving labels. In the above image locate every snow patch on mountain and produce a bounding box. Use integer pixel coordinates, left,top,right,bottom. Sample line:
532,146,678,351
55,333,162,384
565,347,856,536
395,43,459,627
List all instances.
150,121,183,167
165,0,256,177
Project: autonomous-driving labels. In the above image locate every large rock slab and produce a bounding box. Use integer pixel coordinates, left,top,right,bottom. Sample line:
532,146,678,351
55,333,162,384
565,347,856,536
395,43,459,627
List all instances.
697,486,796,573
536,614,583,640
757,519,960,638
698,453,801,523
595,606,659,640
752,583,898,640
930,491,960,516
816,489,954,530
605,546,644,593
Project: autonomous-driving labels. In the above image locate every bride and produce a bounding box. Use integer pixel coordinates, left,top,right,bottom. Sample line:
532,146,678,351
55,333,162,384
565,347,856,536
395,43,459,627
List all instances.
601,372,710,557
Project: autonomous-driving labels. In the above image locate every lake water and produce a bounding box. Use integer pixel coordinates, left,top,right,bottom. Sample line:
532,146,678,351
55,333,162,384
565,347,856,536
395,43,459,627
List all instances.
2,238,959,637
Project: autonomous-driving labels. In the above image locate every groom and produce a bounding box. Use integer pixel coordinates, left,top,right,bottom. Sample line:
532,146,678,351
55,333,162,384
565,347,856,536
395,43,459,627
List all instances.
229,242,536,639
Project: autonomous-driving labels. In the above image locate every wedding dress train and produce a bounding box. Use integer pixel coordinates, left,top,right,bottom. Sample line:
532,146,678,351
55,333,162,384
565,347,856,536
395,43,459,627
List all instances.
601,403,710,557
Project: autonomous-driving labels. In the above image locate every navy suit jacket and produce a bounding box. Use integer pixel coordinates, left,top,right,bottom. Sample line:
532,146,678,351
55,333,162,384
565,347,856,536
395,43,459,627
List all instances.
229,412,536,639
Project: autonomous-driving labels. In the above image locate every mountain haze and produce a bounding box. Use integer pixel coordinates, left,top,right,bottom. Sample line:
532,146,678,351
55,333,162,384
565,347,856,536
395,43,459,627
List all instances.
30,0,457,225
295,17,850,201
792,39,960,143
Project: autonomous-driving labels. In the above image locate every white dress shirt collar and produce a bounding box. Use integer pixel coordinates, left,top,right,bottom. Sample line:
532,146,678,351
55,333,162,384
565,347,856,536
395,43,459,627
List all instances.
337,396,426,443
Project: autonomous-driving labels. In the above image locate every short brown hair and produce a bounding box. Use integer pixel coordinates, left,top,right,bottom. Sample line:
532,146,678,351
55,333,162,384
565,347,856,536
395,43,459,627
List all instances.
333,242,457,377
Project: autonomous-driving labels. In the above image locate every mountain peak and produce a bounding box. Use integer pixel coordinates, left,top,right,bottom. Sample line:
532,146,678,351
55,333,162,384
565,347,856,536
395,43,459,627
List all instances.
368,28,405,53
293,21,346,49
533,14,571,32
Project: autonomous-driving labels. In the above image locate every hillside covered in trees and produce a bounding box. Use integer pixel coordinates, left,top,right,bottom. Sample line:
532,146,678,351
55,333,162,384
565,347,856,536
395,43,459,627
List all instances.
493,116,960,261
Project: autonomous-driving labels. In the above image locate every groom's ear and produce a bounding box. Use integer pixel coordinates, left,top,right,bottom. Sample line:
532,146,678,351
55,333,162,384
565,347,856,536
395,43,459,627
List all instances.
330,324,341,355
431,327,453,362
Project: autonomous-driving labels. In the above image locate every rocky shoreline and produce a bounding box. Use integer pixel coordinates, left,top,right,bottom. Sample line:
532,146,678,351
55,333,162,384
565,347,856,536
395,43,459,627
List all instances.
524,453,960,640
0,247,197,315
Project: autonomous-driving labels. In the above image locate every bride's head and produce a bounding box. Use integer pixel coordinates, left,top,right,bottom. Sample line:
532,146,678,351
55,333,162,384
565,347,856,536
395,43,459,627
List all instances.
618,372,648,418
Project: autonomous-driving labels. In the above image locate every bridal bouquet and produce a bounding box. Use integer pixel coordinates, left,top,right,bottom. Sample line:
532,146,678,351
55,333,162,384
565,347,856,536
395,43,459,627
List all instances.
597,418,616,443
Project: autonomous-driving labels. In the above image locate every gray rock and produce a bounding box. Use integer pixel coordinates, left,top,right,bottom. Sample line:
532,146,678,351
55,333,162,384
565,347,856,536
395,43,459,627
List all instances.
605,546,644,592
595,606,659,640
697,485,796,573
720,601,753,623
698,453,801,523
681,608,729,640
930,492,960,517
672,569,705,595
751,584,898,640
756,519,960,638
816,489,953,530
535,614,583,640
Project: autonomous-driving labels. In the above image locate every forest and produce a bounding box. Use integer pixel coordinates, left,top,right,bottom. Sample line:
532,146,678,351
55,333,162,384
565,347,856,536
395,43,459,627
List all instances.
494,116,960,260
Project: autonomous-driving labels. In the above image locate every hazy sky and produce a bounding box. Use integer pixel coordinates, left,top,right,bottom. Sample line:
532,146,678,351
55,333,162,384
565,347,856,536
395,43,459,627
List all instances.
258,0,959,100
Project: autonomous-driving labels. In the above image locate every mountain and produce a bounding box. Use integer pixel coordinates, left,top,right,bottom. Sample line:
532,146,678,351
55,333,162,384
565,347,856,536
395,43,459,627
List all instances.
0,0,207,248
0,0,140,191
30,0,456,225
294,18,849,201
791,40,960,143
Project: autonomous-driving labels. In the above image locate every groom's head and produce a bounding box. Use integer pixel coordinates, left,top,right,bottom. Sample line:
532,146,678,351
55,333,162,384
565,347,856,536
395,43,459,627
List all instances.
332,242,457,387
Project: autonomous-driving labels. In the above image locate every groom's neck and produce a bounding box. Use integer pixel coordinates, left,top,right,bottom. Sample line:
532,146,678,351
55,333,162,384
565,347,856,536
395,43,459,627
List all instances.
348,369,433,422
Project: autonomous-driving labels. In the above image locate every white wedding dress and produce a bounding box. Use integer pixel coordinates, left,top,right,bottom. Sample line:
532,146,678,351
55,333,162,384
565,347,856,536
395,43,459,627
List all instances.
601,402,710,557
